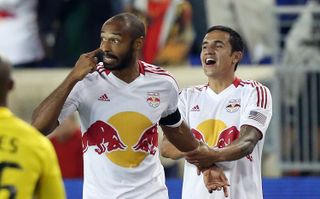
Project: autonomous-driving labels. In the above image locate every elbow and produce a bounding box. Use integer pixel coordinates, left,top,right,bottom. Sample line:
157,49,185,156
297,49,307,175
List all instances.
31,119,58,136
242,139,256,156
160,145,183,160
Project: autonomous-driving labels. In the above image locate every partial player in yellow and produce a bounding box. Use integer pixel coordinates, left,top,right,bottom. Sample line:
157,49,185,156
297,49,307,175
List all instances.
0,55,66,199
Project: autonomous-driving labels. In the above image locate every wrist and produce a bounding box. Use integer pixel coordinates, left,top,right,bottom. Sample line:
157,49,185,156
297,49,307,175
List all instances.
209,147,224,162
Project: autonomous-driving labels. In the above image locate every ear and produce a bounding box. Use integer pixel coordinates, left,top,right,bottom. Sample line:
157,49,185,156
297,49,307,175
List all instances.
232,51,243,64
8,78,14,91
134,37,144,50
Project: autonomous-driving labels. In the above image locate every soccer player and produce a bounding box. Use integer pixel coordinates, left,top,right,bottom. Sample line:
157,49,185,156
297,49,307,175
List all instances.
0,56,65,199
32,13,211,199
161,25,273,199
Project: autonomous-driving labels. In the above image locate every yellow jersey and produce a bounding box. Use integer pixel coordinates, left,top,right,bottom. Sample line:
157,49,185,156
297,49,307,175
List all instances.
0,107,66,199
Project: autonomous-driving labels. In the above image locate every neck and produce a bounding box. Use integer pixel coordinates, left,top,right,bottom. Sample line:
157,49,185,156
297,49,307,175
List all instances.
208,74,235,94
112,61,140,83
0,97,6,107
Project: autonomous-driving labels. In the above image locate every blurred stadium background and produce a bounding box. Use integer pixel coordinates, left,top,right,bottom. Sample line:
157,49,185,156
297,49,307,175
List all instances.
3,0,320,198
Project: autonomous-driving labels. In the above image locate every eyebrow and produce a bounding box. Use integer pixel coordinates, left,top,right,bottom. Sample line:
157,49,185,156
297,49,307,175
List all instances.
101,31,122,37
202,40,225,46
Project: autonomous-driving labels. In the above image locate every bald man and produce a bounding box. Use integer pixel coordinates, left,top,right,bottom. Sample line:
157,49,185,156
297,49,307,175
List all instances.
0,56,65,199
32,12,214,199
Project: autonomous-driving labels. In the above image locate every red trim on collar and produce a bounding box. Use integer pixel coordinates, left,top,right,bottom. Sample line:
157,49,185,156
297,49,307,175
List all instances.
138,60,145,75
233,77,242,87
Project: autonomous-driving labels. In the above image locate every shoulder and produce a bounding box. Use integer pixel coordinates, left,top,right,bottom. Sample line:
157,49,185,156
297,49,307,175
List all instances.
11,116,54,150
180,84,208,99
140,61,178,87
239,79,271,93
239,79,272,108
181,84,208,94
82,72,101,85
72,72,102,92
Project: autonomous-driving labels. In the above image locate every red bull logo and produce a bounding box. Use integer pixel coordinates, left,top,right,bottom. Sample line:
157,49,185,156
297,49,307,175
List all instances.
195,120,253,162
225,99,241,113
216,126,240,148
133,124,158,155
82,120,126,154
191,128,204,142
196,119,226,146
216,126,253,161
82,112,158,168
146,92,160,108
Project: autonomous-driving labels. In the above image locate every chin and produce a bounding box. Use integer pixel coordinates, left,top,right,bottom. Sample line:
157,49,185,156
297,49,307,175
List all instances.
103,63,118,70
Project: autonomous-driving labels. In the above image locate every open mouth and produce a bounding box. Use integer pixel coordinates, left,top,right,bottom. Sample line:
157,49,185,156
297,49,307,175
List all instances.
205,58,216,65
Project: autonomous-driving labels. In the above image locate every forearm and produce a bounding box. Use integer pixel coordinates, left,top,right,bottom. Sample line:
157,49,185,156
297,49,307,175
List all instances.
161,122,198,152
213,125,260,162
32,74,78,134
160,135,185,160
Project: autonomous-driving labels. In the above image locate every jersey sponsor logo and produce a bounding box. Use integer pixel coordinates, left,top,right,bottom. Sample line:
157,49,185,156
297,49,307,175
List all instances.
82,112,158,168
146,92,160,108
82,121,126,154
132,124,158,155
98,93,110,101
194,119,227,147
191,129,205,142
194,120,253,162
191,105,200,112
225,99,241,113
216,126,240,148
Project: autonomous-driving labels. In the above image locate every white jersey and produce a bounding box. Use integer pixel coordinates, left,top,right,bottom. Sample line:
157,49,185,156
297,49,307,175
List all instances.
180,78,272,199
0,0,44,65
58,61,181,199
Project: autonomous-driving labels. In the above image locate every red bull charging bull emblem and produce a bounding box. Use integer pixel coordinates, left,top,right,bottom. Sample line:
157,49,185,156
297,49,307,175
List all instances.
82,120,127,154
191,128,205,142
133,124,158,155
217,126,253,161
82,112,159,168
146,92,160,108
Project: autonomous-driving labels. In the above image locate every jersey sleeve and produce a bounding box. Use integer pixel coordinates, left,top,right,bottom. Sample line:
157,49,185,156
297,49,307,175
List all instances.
58,82,82,124
178,89,188,122
216,161,235,170
160,81,182,127
36,138,66,199
240,84,272,138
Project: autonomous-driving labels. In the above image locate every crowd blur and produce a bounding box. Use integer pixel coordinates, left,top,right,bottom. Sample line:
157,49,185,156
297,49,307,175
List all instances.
0,0,281,68
48,114,83,179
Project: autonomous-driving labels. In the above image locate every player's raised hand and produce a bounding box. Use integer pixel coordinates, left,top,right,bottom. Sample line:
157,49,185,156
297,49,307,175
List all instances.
203,165,229,197
69,49,102,81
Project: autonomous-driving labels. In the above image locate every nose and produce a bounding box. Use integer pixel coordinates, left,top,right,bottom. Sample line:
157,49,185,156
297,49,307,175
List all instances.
204,46,215,55
100,40,110,52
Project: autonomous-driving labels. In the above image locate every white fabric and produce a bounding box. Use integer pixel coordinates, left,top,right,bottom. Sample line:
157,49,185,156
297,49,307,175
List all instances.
180,78,272,199
58,61,180,199
205,0,276,63
0,0,44,65
281,1,320,105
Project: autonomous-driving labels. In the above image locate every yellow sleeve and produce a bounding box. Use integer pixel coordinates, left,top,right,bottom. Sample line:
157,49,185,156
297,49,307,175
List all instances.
36,138,66,199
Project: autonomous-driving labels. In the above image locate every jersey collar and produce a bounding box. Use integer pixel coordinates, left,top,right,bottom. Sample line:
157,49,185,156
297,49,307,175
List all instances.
0,107,13,119
100,60,145,77
233,77,242,88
